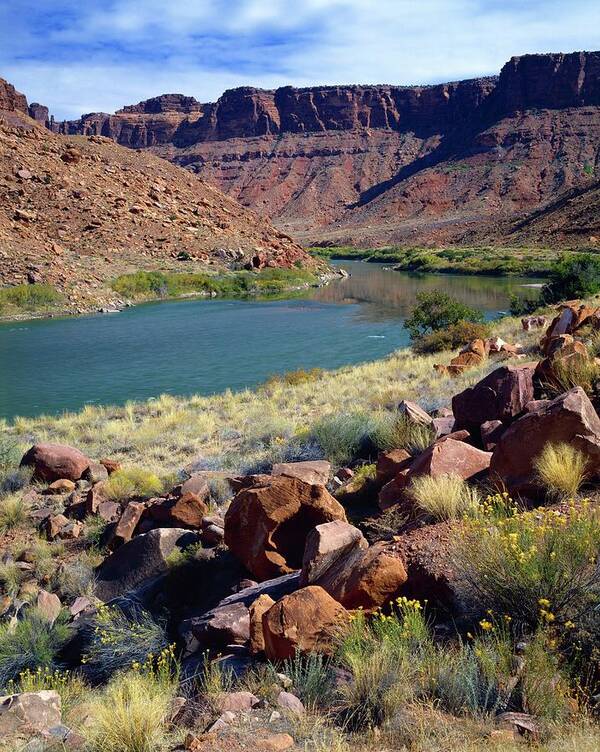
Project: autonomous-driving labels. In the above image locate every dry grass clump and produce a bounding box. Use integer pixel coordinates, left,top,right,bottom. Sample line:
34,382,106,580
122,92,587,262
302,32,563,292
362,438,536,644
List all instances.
0,492,28,533
84,669,175,752
534,442,588,500
103,466,165,501
408,474,481,521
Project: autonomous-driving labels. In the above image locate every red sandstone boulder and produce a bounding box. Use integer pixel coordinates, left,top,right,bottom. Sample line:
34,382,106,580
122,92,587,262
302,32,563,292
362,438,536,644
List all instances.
300,521,406,610
272,460,331,486
408,438,491,482
398,400,433,426
149,492,209,529
375,448,412,486
109,501,145,548
262,586,348,660
491,387,600,494
535,336,591,391
249,594,276,655
20,444,91,482
480,420,505,451
452,364,536,432
300,520,367,587
224,476,347,581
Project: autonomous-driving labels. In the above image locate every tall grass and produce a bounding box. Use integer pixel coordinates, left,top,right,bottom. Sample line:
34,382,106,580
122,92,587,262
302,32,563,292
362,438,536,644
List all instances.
85,668,176,752
103,467,164,501
408,474,481,521
534,443,588,500
0,283,62,314
0,610,72,689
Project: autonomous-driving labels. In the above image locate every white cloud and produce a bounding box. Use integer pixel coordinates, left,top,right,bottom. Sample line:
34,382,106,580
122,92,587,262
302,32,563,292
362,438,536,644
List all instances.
2,0,600,119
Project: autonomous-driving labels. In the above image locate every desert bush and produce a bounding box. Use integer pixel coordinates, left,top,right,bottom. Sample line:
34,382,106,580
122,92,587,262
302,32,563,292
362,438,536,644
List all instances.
412,321,490,354
0,492,27,533
369,412,434,455
264,367,325,388
310,412,376,466
405,291,484,341
0,609,72,689
544,253,600,303
0,283,62,313
281,652,335,711
545,355,600,397
103,466,164,501
408,474,481,521
54,558,97,600
534,442,588,500
194,653,234,703
0,436,30,497
82,604,168,682
455,503,600,627
85,668,176,752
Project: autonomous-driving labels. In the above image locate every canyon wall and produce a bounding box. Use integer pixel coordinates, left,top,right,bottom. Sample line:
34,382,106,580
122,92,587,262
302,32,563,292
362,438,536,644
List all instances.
47,51,600,244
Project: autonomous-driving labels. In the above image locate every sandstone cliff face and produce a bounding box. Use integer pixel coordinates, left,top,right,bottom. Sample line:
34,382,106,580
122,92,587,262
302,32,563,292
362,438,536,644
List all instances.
47,51,600,244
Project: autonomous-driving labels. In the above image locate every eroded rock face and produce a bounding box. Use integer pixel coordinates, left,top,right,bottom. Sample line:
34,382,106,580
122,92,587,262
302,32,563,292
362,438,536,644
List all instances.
224,475,347,580
0,691,61,736
452,364,536,432
262,586,348,660
20,444,91,482
490,387,600,494
300,520,367,587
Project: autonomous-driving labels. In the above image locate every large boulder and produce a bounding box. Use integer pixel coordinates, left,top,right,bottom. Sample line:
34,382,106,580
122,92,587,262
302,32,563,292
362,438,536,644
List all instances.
408,438,491,482
300,521,406,610
96,528,199,601
262,586,348,660
272,460,331,486
490,387,600,494
224,475,347,581
300,520,367,587
179,572,300,656
20,443,91,482
452,364,536,433
535,336,591,392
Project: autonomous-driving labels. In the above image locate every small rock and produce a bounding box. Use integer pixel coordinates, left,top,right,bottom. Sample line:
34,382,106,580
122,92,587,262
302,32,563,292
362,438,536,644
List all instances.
46,479,76,495
217,691,259,713
36,590,61,624
276,691,305,716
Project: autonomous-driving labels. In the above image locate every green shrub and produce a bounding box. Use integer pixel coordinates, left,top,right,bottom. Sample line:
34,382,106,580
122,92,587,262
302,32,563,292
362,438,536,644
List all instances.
0,436,30,497
405,292,484,341
0,283,62,313
544,253,600,303
0,609,72,689
509,292,543,316
103,466,163,501
412,320,490,354
0,493,28,533
82,605,168,682
455,503,600,627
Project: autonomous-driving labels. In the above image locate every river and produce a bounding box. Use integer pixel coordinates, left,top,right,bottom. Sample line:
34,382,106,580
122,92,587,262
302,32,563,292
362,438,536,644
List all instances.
0,262,542,419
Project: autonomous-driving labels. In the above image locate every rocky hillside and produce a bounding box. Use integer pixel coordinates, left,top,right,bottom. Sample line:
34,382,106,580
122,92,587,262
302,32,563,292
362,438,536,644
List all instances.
0,78,310,313
51,51,600,245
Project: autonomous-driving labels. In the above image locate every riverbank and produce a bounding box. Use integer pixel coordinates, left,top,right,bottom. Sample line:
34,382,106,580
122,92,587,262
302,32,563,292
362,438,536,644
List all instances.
0,265,340,323
2,313,540,475
310,244,587,276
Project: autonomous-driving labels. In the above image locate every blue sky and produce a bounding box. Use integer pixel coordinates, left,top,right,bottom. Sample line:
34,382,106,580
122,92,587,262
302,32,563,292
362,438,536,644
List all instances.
1,0,599,119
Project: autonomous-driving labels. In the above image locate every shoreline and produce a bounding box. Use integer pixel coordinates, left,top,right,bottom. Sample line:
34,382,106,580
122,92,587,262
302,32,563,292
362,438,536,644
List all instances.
0,268,345,325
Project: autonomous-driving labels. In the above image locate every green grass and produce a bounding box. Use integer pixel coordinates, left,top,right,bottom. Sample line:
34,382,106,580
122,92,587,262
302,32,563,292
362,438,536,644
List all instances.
309,245,591,277
111,267,319,301
0,283,62,316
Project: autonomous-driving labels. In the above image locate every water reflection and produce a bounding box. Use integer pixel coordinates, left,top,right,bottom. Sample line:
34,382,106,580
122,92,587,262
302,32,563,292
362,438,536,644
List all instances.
313,262,544,322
